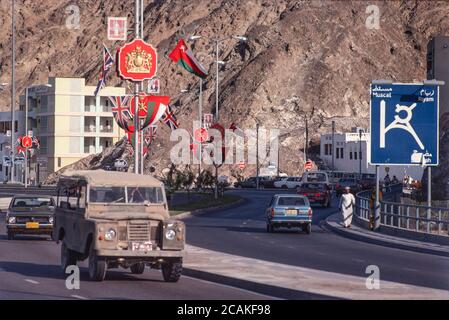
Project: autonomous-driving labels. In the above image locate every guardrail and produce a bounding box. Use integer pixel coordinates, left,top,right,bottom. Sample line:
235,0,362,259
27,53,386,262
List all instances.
356,184,449,236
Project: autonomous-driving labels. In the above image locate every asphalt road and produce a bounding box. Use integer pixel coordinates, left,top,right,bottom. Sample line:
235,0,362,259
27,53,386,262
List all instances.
1,187,449,299
0,213,271,300
185,189,449,292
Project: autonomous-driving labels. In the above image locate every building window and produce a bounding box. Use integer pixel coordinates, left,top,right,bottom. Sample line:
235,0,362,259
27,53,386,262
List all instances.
349,151,353,160
0,164,2,172
354,151,357,160
340,148,344,159
324,143,332,156
58,157,61,167
336,148,340,159
14,120,18,132
359,152,362,160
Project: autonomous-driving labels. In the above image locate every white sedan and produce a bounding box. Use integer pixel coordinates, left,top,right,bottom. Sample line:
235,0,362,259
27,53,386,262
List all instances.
274,177,302,189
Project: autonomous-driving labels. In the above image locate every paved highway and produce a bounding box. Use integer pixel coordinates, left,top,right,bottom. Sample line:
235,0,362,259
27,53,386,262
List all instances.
0,188,448,299
185,189,449,292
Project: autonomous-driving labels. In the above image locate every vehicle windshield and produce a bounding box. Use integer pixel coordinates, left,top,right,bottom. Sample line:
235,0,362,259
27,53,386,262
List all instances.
306,173,327,182
301,183,324,190
13,197,54,207
277,197,306,206
89,186,164,204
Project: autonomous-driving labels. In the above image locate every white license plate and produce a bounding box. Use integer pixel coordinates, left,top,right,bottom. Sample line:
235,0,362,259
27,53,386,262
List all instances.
131,242,152,251
285,209,298,215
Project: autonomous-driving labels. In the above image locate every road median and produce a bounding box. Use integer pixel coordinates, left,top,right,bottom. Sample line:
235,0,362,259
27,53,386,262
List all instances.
170,194,246,219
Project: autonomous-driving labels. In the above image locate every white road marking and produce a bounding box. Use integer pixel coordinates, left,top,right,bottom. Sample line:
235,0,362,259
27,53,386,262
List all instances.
402,267,420,272
24,279,39,284
71,294,88,300
183,275,281,300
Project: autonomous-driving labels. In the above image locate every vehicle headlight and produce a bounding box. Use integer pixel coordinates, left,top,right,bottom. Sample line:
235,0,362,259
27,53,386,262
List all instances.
165,229,176,241
104,228,117,241
48,216,54,224
8,216,16,224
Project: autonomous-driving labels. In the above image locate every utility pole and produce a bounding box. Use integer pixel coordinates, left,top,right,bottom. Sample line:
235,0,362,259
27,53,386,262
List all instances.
215,40,219,121
133,0,140,174
359,128,362,178
331,120,335,171
256,123,259,189
199,79,203,176
10,0,16,183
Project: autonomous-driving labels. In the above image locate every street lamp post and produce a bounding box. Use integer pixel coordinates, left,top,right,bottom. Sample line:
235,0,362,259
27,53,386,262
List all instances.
188,35,247,122
359,128,363,178
11,0,16,183
24,84,52,188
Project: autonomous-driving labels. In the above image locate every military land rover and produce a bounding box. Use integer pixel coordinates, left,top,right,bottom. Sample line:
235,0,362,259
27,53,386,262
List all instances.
53,170,185,282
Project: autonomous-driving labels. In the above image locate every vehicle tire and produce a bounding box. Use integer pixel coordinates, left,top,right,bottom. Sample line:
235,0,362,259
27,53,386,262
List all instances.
61,241,77,273
88,247,107,281
305,223,312,234
282,185,288,189
130,262,146,274
162,259,182,282
7,230,14,240
326,197,331,208
267,223,274,233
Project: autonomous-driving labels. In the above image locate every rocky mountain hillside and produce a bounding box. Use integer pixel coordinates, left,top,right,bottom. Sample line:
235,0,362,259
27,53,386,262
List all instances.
1,0,448,178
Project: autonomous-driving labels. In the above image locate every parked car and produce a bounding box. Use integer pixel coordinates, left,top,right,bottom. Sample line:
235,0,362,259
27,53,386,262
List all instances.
5,195,55,240
234,177,257,188
53,170,185,282
265,194,313,234
335,178,361,197
297,183,331,208
274,176,302,189
258,176,283,188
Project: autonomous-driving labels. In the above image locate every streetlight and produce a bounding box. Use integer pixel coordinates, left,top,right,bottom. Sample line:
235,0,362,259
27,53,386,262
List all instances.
24,84,52,187
188,34,247,121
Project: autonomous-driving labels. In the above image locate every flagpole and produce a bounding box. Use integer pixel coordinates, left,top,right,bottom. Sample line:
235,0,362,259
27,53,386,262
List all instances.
133,0,140,174
199,78,202,177
141,124,144,174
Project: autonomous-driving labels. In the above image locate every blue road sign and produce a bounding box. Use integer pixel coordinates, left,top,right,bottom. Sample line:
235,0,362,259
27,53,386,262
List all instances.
370,83,439,166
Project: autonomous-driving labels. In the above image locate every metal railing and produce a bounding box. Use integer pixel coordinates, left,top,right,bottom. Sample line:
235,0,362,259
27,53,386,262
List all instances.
356,185,449,236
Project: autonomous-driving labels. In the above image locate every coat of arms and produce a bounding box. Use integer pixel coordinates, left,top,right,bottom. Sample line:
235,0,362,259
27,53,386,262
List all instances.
125,46,152,73
117,39,158,81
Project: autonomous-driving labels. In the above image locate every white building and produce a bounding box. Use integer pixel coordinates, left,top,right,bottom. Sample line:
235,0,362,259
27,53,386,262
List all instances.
0,77,125,184
320,127,424,181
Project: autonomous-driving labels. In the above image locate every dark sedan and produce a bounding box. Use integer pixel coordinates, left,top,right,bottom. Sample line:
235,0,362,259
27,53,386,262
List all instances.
5,195,55,240
335,178,361,197
297,183,331,207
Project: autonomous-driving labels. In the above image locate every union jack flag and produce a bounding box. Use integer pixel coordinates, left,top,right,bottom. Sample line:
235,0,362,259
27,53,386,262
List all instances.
144,125,158,145
32,137,40,149
161,105,179,130
109,96,132,131
94,44,114,96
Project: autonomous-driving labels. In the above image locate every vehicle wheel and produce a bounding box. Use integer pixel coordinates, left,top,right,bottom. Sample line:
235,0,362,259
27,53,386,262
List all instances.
130,262,146,274
162,259,182,282
7,231,14,240
326,198,331,208
305,223,312,234
88,247,107,281
61,241,77,273
267,223,274,233
282,185,288,189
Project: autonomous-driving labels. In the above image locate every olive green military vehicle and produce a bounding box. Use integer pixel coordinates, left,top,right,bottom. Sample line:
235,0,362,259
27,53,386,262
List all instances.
53,170,185,282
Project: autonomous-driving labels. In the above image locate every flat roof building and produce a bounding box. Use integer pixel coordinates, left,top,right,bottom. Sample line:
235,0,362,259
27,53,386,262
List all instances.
0,77,126,184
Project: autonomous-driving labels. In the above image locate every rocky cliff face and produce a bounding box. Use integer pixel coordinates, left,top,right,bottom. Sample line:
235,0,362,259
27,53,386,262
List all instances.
1,0,449,178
